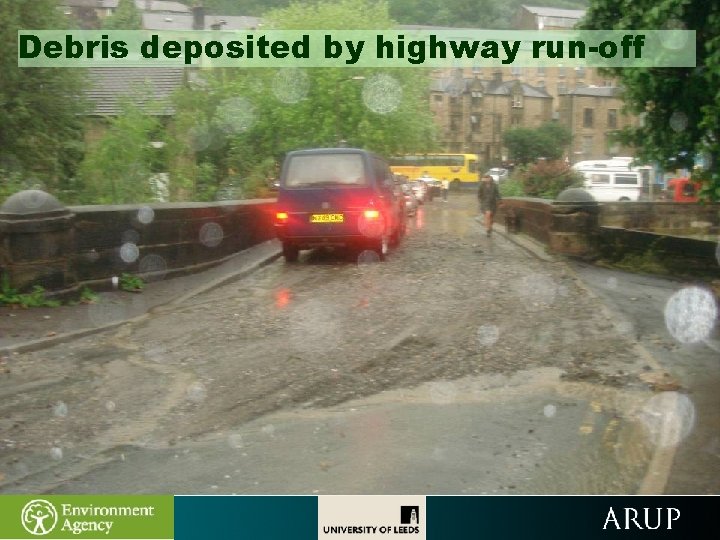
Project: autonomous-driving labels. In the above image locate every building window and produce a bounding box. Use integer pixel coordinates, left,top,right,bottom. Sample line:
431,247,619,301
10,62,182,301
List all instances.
583,108,594,128
557,82,567,94
582,135,594,155
471,91,482,107
470,114,481,132
512,92,523,108
537,66,545,76
433,94,443,102
511,66,523,77
537,80,545,87
558,67,566,78
575,66,585,78
607,109,618,128
450,115,462,132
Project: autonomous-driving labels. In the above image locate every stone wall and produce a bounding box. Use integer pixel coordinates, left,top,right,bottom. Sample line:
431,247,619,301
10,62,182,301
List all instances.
599,201,720,236
497,195,719,276
0,191,276,294
496,197,553,245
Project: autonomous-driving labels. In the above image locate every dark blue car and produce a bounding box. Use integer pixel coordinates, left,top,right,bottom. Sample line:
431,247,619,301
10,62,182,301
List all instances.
274,148,406,262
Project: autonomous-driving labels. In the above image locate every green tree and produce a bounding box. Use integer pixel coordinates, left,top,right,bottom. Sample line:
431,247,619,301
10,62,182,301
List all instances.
514,160,584,199
580,0,720,200
0,0,86,190
103,0,143,30
78,98,160,204
167,0,438,199
503,123,572,165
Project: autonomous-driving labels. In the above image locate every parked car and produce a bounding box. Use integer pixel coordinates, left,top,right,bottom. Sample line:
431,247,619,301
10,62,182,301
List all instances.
418,174,442,199
485,168,509,182
400,183,419,216
410,180,428,204
274,148,406,262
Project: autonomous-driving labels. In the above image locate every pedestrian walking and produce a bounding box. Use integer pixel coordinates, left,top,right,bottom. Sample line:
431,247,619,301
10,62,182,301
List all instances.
442,178,450,201
478,174,501,236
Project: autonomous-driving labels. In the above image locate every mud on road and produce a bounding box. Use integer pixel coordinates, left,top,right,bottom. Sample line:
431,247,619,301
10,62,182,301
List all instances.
0,195,676,492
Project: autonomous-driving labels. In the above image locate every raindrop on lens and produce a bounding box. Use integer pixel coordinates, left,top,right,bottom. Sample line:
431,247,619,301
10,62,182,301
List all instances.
122,229,140,244
50,447,63,460
186,382,207,403
477,324,500,348
200,222,223,247
214,97,256,134
543,404,557,418
105,400,116,412
21,190,48,210
362,73,403,114
137,206,155,225
614,320,634,335
261,424,275,437
88,295,126,326
144,345,168,363
119,243,140,263
669,111,688,133
53,401,68,418
639,392,695,448
661,19,689,50
429,381,457,404
357,250,380,264
189,124,212,152
272,68,310,104
138,254,168,282
228,434,243,449
664,286,717,344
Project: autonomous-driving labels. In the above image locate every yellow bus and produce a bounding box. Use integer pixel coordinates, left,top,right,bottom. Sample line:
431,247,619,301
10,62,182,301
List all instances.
389,153,479,187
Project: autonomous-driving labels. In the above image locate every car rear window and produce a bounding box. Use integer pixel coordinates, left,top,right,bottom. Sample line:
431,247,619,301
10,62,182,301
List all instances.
285,153,367,187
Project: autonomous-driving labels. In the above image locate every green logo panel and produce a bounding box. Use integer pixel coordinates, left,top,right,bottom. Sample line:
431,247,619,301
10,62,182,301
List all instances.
0,495,173,539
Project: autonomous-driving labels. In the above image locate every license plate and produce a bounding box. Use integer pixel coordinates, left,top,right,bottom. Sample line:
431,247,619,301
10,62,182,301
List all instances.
310,213,344,223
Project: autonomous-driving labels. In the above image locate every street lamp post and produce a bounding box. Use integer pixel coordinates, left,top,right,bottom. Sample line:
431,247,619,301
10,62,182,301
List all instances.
334,76,365,147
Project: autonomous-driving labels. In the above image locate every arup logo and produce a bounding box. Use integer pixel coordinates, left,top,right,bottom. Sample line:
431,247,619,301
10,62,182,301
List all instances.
21,499,58,536
400,506,420,525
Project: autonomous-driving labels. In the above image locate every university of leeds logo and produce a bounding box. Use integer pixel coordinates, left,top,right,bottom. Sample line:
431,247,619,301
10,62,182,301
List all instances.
400,506,420,525
21,500,58,536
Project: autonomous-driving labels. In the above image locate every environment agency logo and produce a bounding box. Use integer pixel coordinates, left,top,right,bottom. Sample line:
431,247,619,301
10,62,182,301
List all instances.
21,499,58,536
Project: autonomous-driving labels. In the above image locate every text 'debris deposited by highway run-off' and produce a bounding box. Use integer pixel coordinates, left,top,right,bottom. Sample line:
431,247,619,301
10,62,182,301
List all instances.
18,30,695,68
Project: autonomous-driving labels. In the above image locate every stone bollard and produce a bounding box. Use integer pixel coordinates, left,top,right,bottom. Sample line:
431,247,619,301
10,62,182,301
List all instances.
0,190,77,293
549,188,600,258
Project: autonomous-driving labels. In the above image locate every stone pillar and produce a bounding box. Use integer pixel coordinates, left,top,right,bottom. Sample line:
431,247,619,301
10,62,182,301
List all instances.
549,188,600,258
0,190,77,292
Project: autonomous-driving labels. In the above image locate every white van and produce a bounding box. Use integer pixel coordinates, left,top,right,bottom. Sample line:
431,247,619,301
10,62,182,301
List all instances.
572,159,653,202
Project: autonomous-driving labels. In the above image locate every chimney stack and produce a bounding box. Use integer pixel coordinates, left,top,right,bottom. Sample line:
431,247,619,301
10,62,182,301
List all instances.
192,5,205,30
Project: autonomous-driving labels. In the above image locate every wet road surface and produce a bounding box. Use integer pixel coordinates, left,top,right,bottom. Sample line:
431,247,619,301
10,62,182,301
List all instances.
0,194,716,494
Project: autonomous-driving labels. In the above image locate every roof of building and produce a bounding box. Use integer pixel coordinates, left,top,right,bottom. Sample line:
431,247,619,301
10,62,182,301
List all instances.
430,76,552,99
141,12,262,30
136,0,189,13
84,67,185,116
565,86,622,97
520,5,587,19
61,1,191,12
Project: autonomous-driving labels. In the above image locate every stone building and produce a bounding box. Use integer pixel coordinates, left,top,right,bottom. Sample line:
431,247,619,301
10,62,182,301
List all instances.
558,86,636,161
430,70,553,166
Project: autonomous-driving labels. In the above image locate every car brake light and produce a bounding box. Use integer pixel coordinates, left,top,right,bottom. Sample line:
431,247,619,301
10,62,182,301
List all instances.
276,212,289,222
363,209,381,219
